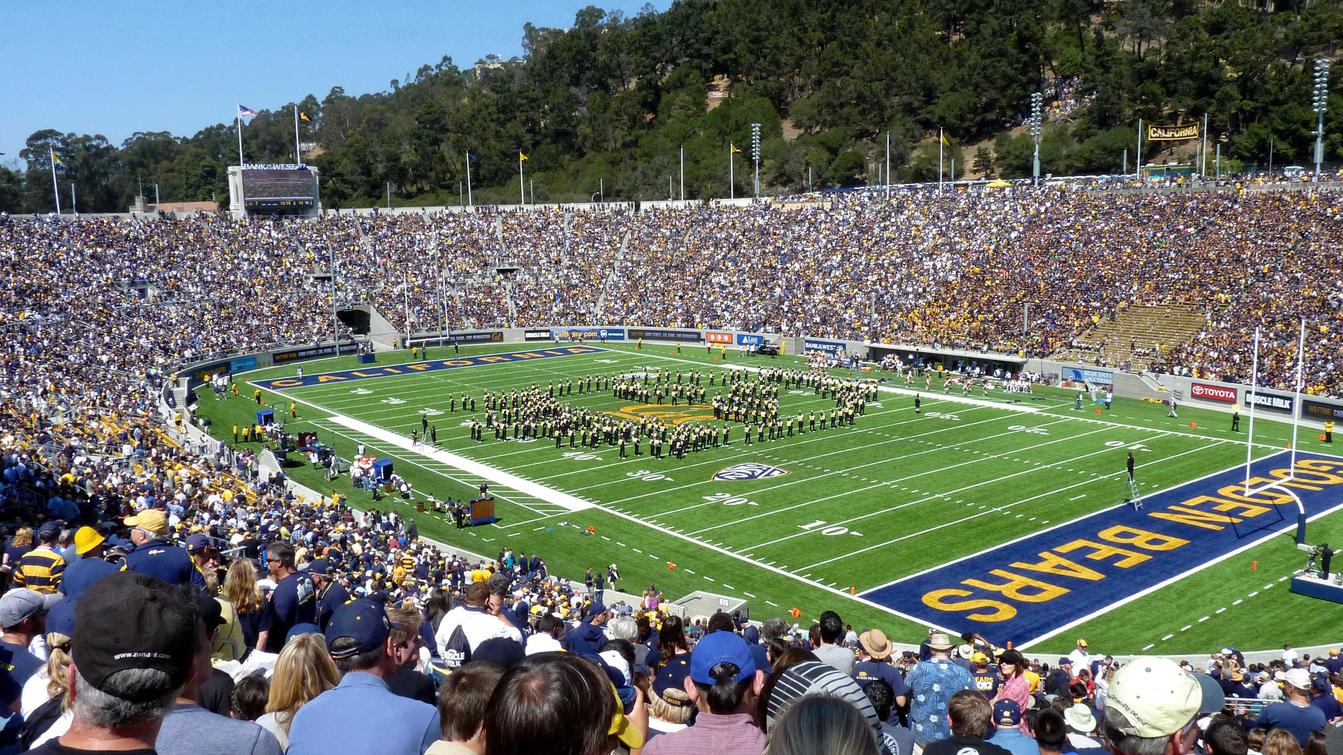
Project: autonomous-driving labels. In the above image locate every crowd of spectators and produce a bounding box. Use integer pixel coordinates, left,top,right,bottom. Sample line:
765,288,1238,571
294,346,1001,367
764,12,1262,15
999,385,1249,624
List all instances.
6,184,1342,403
2,182,1343,752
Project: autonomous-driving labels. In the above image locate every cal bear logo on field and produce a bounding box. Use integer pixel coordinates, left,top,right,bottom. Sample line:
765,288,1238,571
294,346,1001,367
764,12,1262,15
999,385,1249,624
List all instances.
712,463,788,481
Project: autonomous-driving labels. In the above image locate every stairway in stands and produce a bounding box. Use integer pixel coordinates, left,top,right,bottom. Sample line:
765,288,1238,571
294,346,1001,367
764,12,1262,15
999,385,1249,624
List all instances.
1053,303,1206,370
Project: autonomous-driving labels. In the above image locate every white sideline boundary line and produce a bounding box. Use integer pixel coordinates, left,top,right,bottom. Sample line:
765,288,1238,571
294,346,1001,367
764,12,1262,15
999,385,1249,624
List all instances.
327,414,597,512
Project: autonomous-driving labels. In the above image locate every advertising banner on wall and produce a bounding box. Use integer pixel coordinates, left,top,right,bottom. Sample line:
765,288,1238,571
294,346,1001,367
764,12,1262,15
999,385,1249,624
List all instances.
550,327,625,342
706,332,733,344
1245,389,1294,414
804,339,846,354
1190,382,1237,404
1303,398,1343,422
1062,366,1115,386
628,328,702,342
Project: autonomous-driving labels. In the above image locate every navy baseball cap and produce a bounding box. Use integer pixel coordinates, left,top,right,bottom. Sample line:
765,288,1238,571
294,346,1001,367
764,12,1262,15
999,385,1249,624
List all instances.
690,630,757,685
184,534,212,555
325,599,390,658
45,597,76,638
1059,657,1073,666
307,559,331,576
584,601,607,619
995,699,1023,726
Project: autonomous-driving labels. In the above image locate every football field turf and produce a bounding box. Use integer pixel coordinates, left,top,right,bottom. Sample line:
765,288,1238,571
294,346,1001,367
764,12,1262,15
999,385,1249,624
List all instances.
196,342,1343,655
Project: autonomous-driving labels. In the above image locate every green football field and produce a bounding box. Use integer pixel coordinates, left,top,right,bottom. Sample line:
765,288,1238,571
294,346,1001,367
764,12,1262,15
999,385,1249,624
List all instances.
194,342,1343,655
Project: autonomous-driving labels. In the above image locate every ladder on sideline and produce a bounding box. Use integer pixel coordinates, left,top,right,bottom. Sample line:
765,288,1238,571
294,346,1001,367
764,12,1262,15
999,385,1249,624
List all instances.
1127,475,1144,510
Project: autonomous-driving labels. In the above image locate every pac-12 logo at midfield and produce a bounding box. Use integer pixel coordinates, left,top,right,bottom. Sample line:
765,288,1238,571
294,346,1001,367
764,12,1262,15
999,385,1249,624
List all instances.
712,463,788,481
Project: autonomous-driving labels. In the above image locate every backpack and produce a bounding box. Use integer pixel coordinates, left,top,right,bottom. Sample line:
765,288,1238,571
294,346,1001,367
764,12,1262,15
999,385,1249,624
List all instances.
442,624,472,671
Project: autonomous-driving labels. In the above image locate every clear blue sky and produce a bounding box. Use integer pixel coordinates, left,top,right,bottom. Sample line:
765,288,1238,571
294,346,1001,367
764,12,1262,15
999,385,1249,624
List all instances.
0,1,667,167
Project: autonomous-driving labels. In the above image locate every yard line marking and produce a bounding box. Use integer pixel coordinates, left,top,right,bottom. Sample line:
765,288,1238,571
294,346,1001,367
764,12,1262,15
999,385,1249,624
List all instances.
616,542,627,547
1180,624,1192,632
744,592,756,598
1248,591,1259,597
684,568,696,574
749,426,1168,556
1233,599,1243,605
1161,633,1175,641
1143,644,1155,651
1215,607,1226,614
1198,616,1210,623
1069,494,1087,501
600,535,610,541
765,600,779,607
723,584,735,590
688,420,1098,534
855,441,1233,593
704,576,716,582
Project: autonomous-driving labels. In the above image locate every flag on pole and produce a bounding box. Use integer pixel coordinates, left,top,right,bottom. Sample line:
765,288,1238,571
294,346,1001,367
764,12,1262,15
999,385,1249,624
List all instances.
940,131,950,146
299,111,311,122
467,152,478,161
49,148,62,167
730,144,742,154
518,151,528,162
238,105,259,119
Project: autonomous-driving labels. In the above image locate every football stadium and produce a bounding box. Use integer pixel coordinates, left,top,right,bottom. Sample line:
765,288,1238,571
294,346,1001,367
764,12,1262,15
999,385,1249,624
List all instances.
4,2,1343,754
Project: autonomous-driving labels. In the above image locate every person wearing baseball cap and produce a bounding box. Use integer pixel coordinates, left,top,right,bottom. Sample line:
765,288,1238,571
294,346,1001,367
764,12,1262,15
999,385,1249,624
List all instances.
122,509,205,589
13,521,66,595
988,699,1038,755
286,599,439,755
1248,666,1326,748
1099,656,1227,755
0,588,59,685
643,630,765,754
27,572,197,755
305,559,349,632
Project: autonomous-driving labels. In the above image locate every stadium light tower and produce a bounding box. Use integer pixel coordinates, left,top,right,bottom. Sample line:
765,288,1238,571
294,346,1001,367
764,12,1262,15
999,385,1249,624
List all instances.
1030,92,1043,184
751,122,762,198
1312,58,1330,179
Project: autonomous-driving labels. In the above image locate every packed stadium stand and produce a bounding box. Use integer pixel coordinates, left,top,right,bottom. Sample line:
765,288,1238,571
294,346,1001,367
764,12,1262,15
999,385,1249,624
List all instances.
2,183,1342,754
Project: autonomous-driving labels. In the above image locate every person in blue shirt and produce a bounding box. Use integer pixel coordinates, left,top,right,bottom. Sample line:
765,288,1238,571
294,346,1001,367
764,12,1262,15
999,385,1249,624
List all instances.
1251,668,1327,747
908,632,976,747
562,602,610,656
286,599,439,755
120,509,206,589
255,541,316,653
306,559,349,632
989,700,1040,755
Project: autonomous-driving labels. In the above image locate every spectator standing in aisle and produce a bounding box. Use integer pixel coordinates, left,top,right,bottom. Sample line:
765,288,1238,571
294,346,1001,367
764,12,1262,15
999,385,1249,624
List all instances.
286,599,440,755
908,633,975,747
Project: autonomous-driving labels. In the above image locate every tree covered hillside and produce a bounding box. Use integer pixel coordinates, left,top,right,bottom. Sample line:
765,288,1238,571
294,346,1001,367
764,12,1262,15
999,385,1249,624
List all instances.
3,0,1340,211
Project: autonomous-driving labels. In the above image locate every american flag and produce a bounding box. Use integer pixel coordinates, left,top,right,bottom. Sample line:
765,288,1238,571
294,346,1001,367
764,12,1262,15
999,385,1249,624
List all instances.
237,105,259,118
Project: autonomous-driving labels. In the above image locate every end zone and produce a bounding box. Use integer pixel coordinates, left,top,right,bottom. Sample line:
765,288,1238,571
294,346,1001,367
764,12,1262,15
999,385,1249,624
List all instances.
252,346,607,390
860,451,1343,646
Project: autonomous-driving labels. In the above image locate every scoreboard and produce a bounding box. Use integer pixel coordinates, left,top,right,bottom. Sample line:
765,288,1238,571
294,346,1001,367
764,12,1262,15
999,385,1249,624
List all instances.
228,164,321,217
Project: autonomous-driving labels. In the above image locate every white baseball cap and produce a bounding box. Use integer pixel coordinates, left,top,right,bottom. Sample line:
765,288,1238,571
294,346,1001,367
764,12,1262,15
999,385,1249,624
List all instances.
1107,657,1225,738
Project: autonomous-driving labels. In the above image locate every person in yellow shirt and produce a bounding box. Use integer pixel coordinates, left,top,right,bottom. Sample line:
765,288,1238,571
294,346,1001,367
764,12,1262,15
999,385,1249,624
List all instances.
289,401,297,419
1023,660,1042,696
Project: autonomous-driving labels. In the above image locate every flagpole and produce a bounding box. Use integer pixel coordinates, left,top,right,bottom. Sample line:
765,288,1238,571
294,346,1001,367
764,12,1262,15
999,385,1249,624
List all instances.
235,109,247,215
1290,317,1306,472
885,130,890,198
50,149,61,214
236,110,245,168
465,152,473,208
679,145,684,201
1244,327,1260,494
729,144,735,200
518,153,525,205
938,128,944,191
293,106,302,165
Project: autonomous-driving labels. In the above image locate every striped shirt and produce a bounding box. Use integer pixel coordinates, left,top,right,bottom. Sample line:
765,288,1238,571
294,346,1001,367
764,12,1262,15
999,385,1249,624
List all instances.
13,546,66,593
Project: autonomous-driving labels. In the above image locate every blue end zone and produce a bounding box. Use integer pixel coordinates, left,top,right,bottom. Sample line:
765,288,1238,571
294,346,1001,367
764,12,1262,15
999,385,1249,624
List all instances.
860,451,1343,646
251,346,607,391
